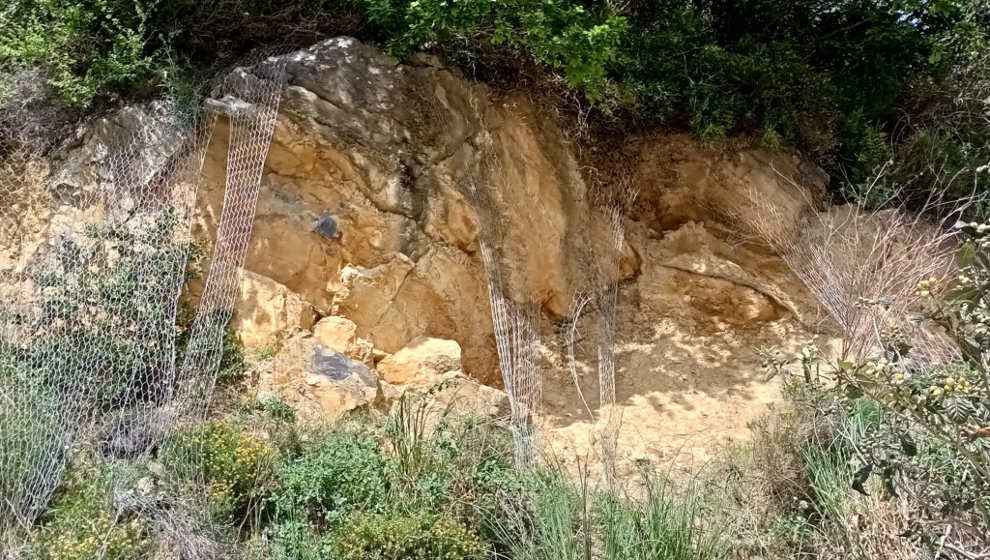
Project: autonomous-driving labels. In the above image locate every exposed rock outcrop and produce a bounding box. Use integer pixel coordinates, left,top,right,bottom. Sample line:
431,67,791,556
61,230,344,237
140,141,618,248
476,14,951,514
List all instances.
39,37,834,468
231,270,317,350
194,38,605,383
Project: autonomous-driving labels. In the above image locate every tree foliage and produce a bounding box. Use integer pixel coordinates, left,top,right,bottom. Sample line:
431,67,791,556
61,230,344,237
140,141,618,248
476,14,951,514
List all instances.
0,0,987,203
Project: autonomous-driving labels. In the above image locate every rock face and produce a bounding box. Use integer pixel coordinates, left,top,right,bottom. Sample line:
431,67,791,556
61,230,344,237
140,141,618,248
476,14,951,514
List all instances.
608,134,826,237
194,38,600,383
231,270,317,350
193,39,829,389
42,37,833,465
46,38,827,392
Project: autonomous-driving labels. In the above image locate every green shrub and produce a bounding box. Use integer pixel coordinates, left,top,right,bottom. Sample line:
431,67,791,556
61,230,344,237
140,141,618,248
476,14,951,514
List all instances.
3,0,981,200
0,210,198,532
326,512,486,560
272,430,390,525
0,0,158,107
836,110,894,201
261,396,297,424
367,0,628,102
379,392,518,517
27,465,150,560
161,420,275,525
753,240,990,551
5,211,197,411
217,326,249,385
174,304,251,389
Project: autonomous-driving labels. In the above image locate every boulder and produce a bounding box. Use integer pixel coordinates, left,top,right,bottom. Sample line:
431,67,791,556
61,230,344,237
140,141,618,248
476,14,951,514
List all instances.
259,334,378,422
378,336,462,386
313,315,358,351
377,372,510,422
435,375,510,419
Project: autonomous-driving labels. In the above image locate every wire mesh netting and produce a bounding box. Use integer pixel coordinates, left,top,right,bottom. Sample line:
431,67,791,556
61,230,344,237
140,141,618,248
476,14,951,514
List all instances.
0,53,286,557
553,183,637,480
739,181,970,372
594,189,636,482
480,241,543,467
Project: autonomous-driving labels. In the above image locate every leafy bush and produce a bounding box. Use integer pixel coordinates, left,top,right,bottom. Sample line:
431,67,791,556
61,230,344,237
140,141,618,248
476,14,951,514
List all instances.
162,420,276,526
808,221,990,541
260,396,297,424
3,0,983,200
730,385,911,558
0,0,158,107
173,301,250,390
259,404,518,558
27,465,150,560
747,224,990,553
1,209,202,533
366,0,628,103
326,512,486,560
217,326,249,385
10,210,196,409
272,430,390,525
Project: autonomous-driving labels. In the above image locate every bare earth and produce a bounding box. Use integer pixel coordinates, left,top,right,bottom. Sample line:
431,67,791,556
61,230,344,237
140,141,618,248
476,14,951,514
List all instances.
538,220,832,482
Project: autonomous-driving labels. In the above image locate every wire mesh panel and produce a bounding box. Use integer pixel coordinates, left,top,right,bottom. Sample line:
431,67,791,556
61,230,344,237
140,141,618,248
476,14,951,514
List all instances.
480,242,543,467
1,108,204,540
740,188,966,371
594,190,635,483
0,53,286,557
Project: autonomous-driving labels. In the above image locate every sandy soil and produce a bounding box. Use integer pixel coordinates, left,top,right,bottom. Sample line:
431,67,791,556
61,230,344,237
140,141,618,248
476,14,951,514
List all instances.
537,220,833,483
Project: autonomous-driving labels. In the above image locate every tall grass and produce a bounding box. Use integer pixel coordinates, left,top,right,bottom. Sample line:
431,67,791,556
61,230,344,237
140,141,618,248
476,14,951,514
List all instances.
490,465,724,560
501,472,588,560
802,397,882,522
599,476,722,560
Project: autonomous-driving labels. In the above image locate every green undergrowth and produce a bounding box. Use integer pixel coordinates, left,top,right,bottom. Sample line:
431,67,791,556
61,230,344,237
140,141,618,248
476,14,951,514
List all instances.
18,364,989,560
21,462,152,560
18,391,730,559
2,1,987,209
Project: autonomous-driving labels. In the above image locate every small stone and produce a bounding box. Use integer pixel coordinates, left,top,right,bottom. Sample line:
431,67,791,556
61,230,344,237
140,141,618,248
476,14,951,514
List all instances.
314,213,338,240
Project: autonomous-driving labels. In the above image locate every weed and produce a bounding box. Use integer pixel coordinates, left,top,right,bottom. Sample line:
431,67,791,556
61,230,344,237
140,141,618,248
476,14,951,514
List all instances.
327,512,487,560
